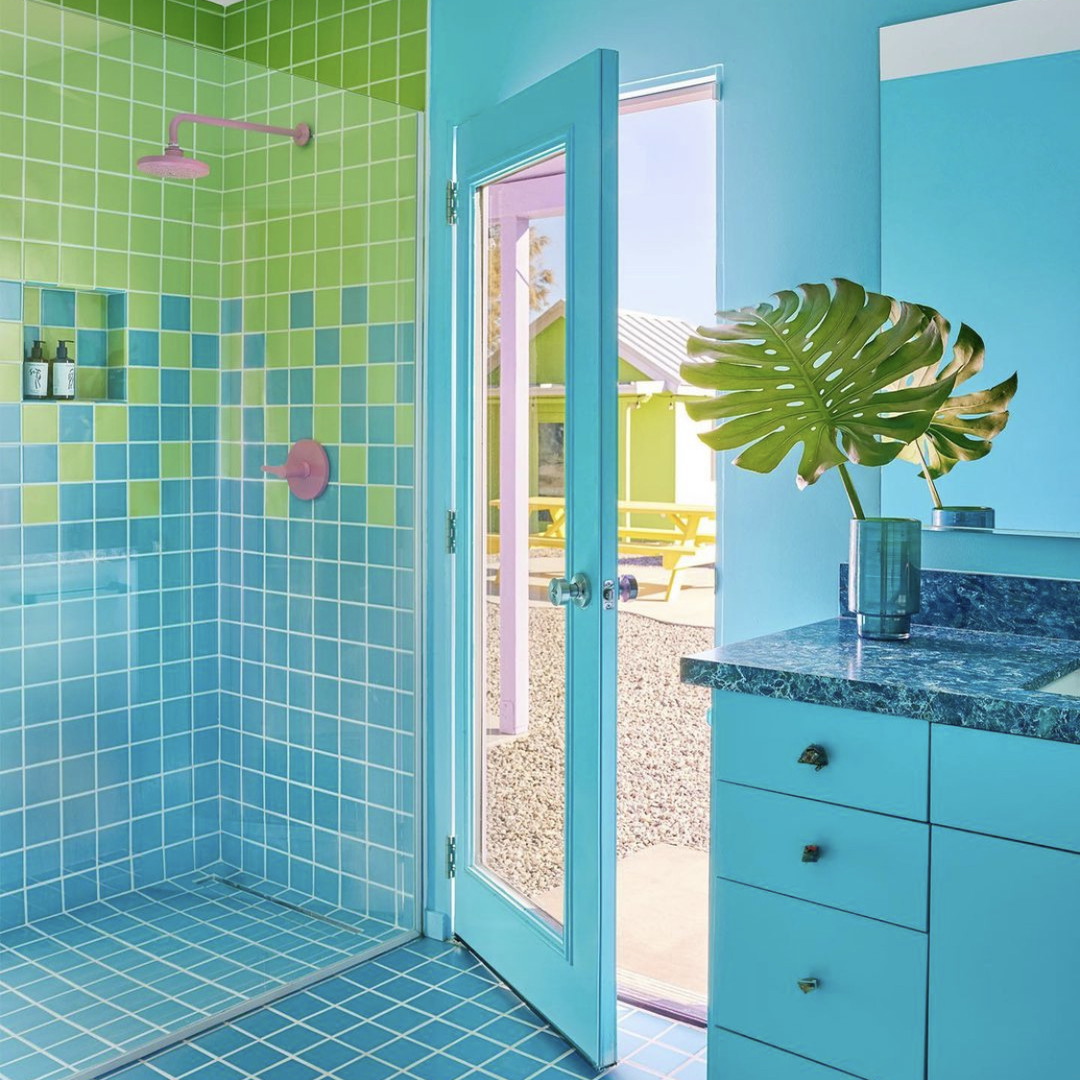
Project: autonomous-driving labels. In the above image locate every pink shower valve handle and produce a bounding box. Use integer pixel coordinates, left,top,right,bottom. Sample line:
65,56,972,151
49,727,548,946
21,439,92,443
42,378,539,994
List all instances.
262,439,329,500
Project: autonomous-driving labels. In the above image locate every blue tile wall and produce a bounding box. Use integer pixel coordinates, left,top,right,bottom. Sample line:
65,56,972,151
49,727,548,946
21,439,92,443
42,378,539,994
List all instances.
839,566,1080,640
2,342,418,934
0,294,223,930
205,82,420,932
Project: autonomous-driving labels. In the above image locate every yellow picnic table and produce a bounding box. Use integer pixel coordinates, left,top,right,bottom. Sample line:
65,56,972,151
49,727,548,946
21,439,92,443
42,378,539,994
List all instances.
488,497,716,601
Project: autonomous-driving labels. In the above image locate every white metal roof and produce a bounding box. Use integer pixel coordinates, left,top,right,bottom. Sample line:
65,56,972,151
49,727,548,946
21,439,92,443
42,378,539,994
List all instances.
525,300,702,393
615,308,700,391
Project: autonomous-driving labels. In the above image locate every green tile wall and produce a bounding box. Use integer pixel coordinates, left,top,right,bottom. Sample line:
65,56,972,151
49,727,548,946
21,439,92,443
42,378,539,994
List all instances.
224,0,426,111
0,0,226,298
35,0,226,50
33,0,428,112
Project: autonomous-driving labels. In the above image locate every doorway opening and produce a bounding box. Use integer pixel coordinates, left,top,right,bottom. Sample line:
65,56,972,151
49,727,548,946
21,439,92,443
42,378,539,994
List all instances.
606,74,719,1023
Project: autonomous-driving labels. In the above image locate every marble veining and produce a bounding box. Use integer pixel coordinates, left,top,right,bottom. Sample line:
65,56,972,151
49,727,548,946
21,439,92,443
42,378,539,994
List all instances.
682,618,1080,744
839,566,1080,641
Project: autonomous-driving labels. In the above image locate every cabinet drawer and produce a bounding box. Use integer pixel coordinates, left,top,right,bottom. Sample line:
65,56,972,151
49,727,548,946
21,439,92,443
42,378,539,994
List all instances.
713,881,927,1080
715,783,928,930
713,691,928,819
711,1028,860,1080
932,724,1080,851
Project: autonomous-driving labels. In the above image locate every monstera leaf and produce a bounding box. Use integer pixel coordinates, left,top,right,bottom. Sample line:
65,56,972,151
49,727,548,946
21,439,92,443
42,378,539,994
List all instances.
680,279,956,492
893,315,1017,479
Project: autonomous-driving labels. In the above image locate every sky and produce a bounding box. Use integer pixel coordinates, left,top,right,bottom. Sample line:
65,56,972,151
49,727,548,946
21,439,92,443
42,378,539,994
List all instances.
530,95,718,325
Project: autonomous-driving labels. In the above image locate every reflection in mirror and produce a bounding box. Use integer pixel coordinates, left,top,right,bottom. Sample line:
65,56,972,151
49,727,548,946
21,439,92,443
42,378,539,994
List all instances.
879,1,1080,535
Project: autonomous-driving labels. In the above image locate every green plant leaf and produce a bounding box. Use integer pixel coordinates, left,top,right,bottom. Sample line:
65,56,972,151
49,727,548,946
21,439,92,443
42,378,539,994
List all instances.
893,318,1018,479
680,279,956,489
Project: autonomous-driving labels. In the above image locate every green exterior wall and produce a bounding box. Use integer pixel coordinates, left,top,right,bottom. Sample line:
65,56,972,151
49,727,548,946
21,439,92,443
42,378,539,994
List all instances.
619,395,678,503
486,314,683,520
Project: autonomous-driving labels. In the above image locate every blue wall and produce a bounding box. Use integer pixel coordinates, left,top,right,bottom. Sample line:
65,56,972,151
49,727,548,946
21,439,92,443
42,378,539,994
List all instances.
422,0,1080,929
426,0,1007,651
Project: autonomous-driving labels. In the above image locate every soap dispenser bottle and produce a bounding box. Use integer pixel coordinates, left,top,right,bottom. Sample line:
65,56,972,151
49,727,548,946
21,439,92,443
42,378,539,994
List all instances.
23,339,50,399
52,339,75,399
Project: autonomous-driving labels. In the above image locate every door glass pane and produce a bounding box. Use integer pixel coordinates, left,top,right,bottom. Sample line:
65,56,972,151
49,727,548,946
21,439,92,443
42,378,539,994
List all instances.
475,153,568,929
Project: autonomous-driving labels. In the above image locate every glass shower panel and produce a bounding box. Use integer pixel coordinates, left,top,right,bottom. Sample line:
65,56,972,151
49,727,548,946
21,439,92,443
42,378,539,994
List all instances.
214,62,420,939
0,4,421,1078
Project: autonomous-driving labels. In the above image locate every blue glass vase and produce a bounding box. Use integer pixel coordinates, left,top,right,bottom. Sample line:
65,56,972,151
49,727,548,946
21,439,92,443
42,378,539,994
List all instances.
848,517,921,640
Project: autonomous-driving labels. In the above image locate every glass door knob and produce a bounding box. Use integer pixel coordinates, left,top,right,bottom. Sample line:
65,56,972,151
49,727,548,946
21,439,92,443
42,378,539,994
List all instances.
548,573,591,609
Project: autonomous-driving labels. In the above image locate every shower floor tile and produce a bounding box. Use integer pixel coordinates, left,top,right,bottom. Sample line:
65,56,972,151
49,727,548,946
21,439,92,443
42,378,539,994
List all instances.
106,939,707,1080
0,874,400,1080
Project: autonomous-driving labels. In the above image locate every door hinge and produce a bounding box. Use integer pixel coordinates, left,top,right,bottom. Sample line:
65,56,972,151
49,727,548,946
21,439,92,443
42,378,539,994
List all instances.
446,835,457,878
446,509,457,554
445,180,458,225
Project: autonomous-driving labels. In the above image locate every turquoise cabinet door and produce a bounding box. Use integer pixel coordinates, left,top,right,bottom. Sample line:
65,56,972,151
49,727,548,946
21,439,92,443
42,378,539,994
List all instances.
714,881,927,1080
451,50,619,1069
930,826,1080,1079
712,691,929,820
715,782,929,930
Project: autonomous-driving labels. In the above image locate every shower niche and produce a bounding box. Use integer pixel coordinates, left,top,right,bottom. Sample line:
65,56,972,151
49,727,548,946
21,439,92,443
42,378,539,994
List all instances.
17,284,128,403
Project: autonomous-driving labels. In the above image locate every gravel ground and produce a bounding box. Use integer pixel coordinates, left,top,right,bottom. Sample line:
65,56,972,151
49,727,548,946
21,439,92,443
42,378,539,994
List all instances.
482,601,713,899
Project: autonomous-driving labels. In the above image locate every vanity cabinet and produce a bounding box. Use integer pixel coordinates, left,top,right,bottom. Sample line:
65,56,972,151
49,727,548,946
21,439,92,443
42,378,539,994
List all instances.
927,726,1080,1080
709,691,1080,1080
928,827,1080,1080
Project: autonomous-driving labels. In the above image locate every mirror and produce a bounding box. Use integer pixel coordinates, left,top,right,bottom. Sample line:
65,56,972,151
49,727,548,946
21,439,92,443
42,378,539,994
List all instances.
879,1,1080,535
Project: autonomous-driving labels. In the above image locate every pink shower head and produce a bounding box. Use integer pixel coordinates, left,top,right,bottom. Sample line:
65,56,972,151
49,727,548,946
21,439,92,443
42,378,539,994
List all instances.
136,145,210,179
136,114,311,181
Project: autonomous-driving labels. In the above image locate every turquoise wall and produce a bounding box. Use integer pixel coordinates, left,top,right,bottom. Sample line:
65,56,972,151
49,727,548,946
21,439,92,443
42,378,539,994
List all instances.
426,0,1014,650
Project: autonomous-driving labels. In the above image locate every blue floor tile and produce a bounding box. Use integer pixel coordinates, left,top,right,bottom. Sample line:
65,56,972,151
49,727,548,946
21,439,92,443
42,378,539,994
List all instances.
4,928,706,1080
0,875,398,1079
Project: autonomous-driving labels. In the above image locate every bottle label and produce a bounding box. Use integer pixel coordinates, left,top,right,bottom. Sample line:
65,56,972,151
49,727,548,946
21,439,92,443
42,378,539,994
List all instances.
23,361,49,398
53,361,76,398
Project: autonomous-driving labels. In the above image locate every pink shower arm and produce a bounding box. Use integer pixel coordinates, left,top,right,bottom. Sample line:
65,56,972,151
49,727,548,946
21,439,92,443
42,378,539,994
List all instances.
166,113,311,147
262,462,311,480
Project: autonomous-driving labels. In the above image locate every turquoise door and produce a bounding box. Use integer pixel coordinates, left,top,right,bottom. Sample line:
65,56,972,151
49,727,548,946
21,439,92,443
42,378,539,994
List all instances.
451,50,620,1068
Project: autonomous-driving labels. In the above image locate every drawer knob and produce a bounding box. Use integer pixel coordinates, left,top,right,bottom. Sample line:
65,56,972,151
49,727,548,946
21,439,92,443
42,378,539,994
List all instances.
797,744,829,770
801,844,822,863
796,977,821,994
